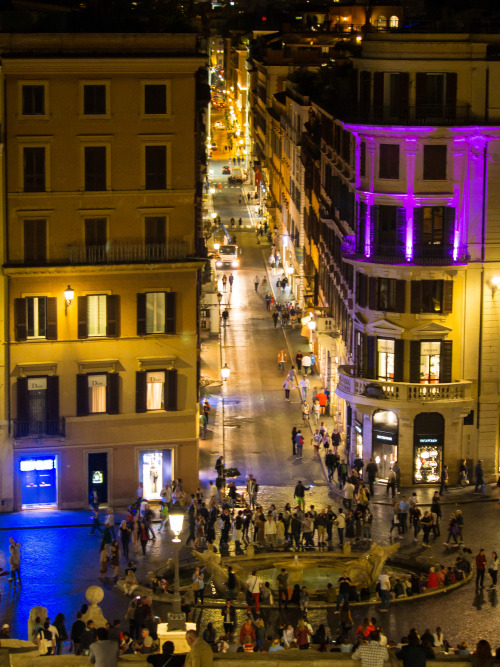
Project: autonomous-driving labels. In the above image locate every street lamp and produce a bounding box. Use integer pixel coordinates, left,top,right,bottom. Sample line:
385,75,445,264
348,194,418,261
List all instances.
287,265,294,275
64,285,74,315
214,242,220,251
221,363,231,381
167,509,185,631
308,319,316,331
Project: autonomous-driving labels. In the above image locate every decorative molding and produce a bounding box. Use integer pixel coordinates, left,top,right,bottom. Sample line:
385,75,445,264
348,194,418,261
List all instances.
77,359,122,374
410,321,452,339
137,356,177,370
366,318,404,338
12,362,57,377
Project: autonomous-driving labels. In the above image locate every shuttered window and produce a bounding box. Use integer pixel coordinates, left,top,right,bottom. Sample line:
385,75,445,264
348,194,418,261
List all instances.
411,280,453,314
83,85,106,115
77,295,120,339
423,145,447,180
23,147,45,192
24,219,47,264
76,372,120,416
84,146,107,191
136,368,178,412
144,84,167,114
14,297,57,341
137,292,176,335
16,375,59,436
379,144,399,180
22,85,45,115
145,145,167,190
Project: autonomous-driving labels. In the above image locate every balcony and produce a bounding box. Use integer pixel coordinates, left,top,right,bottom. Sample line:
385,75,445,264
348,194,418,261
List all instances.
13,418,66,439
344,104,474,127
68,241,188,265
336,367,472,408
341,236,468,266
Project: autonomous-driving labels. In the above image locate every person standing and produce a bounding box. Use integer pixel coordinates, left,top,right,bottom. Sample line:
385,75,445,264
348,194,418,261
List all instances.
331,428,341,453
398,496,410,534
184,630,214,667
474,459,485,494
276,567,289,609
291,426,298,456
353,630,389,667
70,612,85,655
246,570,263,614
192,566,205,606
335,571,352,611
489,552,498,588
8,537,21,586
221,600,237,636
228,273,234,292
295,430,304,459
278,349,287,372
203,399,211,425
365,458,378,496
378,571,392,612
336,508,346,547
254,275,259,292
283,376,296,401
476,548,487,589
299,376,310,402
294,480,306,510
272,309,279,328
440,464,449,495
296,350,303,371
88,627,119,666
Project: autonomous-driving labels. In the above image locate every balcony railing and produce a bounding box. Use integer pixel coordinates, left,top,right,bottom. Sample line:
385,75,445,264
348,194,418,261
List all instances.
337,367,472,403
341,236,468,265
68,241,188,265
344,104,474,127
13,418,66,439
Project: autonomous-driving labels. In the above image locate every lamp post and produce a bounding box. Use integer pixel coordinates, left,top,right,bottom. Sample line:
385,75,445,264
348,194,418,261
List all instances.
167,510,185,631
221,363,231,381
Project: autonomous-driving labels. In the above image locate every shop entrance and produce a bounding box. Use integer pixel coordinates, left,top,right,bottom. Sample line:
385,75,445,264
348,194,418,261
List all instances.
139,449,172,500
20,456,58,508
413,413,444,484
88,452,108,504
372,410,398,480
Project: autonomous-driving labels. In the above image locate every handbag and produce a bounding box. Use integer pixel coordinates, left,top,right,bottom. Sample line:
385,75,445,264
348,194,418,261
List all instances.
37,632,51,656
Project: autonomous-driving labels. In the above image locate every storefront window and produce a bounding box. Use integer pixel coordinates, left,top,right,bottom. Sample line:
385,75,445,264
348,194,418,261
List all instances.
88,374,106,414
20,456,58,508
139,449,172,500
377,338,394,381
372,410,398,480
414,442,442,483
354,420,363,458
420,341,441,384
147,371,165,410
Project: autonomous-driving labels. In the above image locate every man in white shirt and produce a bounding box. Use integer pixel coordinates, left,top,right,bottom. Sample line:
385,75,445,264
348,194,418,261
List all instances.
299,376,310,401
301,355,312,374
343,480,355,510
264,515,277,546
378,571,392,612
246,570,263,614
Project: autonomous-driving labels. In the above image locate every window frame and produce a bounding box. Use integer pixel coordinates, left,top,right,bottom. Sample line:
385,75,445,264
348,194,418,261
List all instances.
377,338,395,381
18,81,49,119
379,143,400,180
423,145,447,181
87,294,108,338
140,137,171,190
82,144,109,192
79,80,110,118
141,80,171,118
23,218,47,264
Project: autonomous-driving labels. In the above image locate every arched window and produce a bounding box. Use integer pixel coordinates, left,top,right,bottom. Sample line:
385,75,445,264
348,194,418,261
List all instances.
377,15,387,28
389,15,399,28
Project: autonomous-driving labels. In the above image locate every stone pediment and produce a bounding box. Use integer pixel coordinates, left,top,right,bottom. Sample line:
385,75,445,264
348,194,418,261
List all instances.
366,318,404,339
410,321,452,339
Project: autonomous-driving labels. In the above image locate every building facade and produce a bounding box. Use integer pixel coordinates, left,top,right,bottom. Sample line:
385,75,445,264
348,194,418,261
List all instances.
0,33,206,510
299,33,500,484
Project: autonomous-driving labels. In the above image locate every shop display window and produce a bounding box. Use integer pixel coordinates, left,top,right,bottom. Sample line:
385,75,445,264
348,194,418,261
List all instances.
420,341,440,383
147,371,165,410
414,442,442,483
139,449,172,500
20,456,58,508
377,338,394,381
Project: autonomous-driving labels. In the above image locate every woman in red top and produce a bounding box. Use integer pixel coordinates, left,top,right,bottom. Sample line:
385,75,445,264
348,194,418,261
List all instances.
294,619,312,650
356,618,375,638
427,567,438,588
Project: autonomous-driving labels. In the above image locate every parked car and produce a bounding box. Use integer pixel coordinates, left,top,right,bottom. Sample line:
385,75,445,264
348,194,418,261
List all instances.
222,166,231,174
228,174,245,184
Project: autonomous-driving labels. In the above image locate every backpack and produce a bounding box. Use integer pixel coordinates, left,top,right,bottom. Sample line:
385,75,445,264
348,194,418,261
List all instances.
299,435,304,445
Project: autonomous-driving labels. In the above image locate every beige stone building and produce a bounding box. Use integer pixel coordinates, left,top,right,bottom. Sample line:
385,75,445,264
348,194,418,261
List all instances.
0,33,206,510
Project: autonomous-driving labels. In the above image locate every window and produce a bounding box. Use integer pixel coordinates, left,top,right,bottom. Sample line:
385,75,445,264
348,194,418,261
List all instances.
78,294,120,339
87,295,107,337
137,292,176,335
135,368,178,412
377,278,396,311
377,339,395,381
376,15,386,27
22,85,45,115
24,219,47,264
83,84,107,115
76,372,119,416
422,207,444,246
145,146,167,190
423,145,447,180
84,146,107,191
144,84,167,115
389,15,399,27
14,296,57,341
15,376,60,437
379,144,399,179
145,216,166,245
23,147,45,192
85,218,107,262
411,280,453,314
416,73,457,118
377,205,398,247
420,341,441,384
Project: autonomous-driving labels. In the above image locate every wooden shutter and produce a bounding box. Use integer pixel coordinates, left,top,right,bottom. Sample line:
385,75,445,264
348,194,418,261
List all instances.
373,72,384,116
411,281,422,313
76,374,89,417
415,73,426,112
106,372,120,415
366,336,376,379
14,298,27,341
45,297,57,341
77,296,88,339
409,341,421,383
369,277,377,310
360,71,371,110
46,375,60,435
443,207,455,250
398,72,409,118
17,377,29,421
413,207,423,258
395,280,406,313
442,281,453,315
445,73,457,116
137,293,146,335
166,368,178,411
369,204,377,254
394,339,405,382
165,292,176,334
136,371,147,413
106,295,120,337
440,340,453,383
396,207,406,259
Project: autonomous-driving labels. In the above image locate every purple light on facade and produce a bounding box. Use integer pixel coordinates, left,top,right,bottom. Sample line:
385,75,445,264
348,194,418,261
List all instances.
365,194,373,258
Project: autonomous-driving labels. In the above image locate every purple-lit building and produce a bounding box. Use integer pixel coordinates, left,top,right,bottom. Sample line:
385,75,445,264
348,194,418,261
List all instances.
302,32,500,485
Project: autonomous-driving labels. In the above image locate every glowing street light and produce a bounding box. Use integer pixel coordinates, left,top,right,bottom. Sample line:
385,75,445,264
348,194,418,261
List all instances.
221,364,231,381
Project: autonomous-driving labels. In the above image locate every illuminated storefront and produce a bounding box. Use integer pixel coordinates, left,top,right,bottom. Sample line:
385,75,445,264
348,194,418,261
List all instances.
19,456,58,508
413,413,444,484
372,410,398,479
138,449,173,500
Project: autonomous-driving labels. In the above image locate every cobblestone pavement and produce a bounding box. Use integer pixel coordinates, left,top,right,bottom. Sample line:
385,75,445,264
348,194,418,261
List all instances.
1,158,500,649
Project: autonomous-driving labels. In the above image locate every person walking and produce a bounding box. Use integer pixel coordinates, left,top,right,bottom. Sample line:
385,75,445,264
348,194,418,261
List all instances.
301,354,312,375
352,630,389,667
119,520,131,560
365,458,378,496
221,274,227,292
476,548,487,589
301,401,310,424
276,567,289,609
254,275,259,292
277,349,287,372
89,509,103,536
294,480,306,510
474,459,485,494
489,551,498,588
246,570,263,614
228,274,234,292
295,430,305,459
299,376,310,401
283,376,296,401
8,537,21,586
440,464,450,495
296,350,303,371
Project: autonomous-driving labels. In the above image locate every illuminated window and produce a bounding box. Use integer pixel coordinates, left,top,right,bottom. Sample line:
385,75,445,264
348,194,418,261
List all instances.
26,297,46,339
377,338,394,381
88,374,107,414
87,295,107,337
147,371,165,410
146,292,165,334
389,15,399,27
420,341,441,384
